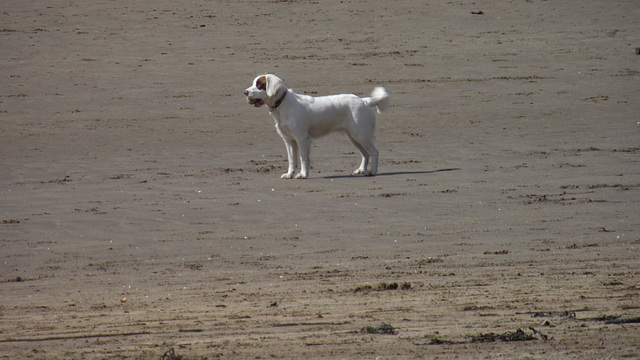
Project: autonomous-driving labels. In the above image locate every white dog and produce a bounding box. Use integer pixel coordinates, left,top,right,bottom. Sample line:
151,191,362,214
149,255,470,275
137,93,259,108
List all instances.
244,74,389,179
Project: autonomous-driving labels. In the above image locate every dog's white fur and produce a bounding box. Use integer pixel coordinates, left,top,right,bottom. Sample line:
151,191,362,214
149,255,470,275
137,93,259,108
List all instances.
244,74,389,179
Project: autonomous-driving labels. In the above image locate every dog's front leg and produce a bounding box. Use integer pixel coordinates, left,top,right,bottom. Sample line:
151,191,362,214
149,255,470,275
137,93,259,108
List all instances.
296,136,311,179
281,138,298,179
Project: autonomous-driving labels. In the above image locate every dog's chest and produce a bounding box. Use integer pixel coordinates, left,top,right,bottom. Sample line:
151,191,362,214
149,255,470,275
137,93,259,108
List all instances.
271,113,297,138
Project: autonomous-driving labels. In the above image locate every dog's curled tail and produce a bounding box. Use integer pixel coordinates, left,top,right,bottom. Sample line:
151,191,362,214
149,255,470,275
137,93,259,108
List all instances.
363,87,390,114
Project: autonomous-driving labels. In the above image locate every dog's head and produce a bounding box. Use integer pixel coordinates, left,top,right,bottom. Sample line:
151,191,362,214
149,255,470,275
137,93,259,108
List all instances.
243,74,285,108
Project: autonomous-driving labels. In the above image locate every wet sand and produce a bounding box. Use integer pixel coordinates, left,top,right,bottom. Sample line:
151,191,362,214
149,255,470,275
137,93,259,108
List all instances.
1,1,639,358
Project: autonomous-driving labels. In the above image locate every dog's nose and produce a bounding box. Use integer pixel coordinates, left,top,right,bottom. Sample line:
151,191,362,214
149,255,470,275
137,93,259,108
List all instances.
243,90,249,96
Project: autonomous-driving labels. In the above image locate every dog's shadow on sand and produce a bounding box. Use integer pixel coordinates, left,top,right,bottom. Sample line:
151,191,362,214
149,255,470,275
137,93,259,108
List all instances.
321,168,460,180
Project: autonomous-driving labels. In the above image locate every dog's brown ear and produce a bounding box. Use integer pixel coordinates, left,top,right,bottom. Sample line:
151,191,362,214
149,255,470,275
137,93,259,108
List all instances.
256,76,267,90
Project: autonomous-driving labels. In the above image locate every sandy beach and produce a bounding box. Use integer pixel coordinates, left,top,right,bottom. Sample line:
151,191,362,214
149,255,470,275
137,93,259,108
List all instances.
1,0,639,358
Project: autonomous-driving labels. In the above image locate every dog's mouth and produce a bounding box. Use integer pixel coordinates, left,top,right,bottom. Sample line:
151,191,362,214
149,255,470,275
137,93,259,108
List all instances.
247,98,265,107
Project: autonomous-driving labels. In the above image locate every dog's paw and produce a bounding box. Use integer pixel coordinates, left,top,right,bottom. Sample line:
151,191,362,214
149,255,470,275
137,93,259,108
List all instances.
295,173,308,179
281,172,294,179
353,168,376,176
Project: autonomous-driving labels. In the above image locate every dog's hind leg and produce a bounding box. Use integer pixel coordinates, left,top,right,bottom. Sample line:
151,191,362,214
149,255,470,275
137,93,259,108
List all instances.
346,132,378,176
363,141,378,175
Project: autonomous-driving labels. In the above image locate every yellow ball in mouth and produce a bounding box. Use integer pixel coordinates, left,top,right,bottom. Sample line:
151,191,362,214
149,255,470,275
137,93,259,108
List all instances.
247,98,258,105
